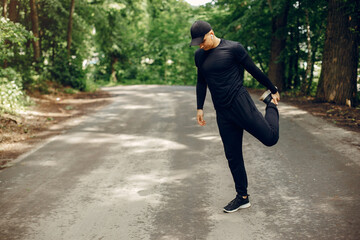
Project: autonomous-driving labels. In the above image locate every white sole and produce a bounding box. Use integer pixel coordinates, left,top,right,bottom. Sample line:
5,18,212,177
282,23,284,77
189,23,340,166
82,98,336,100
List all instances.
223,202,251,213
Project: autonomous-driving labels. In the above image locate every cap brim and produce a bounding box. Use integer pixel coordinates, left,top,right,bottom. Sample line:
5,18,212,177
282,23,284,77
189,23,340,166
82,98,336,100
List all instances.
190,37,204,46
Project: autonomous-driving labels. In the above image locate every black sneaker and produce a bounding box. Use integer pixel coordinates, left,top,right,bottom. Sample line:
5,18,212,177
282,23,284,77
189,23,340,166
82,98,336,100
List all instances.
223,195,251,213
259,90,273,105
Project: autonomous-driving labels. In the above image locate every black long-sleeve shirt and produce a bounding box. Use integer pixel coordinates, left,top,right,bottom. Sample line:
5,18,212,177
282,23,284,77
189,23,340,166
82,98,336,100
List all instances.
195,39,278,110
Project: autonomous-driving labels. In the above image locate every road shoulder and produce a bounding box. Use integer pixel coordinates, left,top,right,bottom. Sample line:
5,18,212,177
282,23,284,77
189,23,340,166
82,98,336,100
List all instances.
0,89,113,169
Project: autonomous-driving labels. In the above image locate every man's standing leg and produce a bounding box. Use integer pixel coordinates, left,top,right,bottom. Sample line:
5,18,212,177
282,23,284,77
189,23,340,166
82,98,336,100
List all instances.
216,110,251,213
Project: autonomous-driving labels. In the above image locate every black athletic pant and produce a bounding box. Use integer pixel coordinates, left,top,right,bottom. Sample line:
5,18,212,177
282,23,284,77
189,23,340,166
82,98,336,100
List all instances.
216,88,279,196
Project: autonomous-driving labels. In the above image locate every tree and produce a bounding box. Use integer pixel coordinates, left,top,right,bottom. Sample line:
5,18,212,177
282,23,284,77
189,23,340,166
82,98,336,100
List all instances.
29,0,40,62
316,0,359,106
267,0,290,92
144,0,195,85
8,0,17,22
300,9,313,95
67,0,75,56
0,17,32,113
282,0,327,93
1,0,18,68
2,0,7,17
92,1,132,83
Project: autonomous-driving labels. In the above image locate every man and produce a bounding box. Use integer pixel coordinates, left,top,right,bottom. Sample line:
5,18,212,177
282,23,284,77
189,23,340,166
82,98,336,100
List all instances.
190,20,280,213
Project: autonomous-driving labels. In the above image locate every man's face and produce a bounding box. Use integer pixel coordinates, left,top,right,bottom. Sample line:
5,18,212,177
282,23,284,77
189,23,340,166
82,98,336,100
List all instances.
199,31,213,51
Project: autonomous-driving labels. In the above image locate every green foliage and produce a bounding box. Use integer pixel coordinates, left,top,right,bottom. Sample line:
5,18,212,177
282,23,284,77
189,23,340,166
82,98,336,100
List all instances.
210,0,329,95
50,50,87,91
213,0,272,71
1,0,356,109
0,68,26,114
0,0,198,95
0,17,33,113
0,17,33,63
131,0,196,85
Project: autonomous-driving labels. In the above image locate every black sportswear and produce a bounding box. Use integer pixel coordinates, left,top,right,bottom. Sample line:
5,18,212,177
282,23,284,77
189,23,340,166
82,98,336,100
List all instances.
195,39,278,110
223,194,251,213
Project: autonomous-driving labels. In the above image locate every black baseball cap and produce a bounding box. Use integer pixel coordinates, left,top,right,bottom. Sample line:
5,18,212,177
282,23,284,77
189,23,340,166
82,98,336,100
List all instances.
190,20,212,46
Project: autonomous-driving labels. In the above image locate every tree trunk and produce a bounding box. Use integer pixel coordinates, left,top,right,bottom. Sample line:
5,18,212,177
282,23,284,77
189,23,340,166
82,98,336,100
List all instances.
2,0,8,67
308,46,317,94
2,0,7,17
8,0,17,22
3,0,18,68
29,0,40,62
267,0,290,92
316,0,359,106
301,10,313,95
286,25,295,90
67,0,75,56
23,1,32,57
287,53,294,90
293,15,300,89
110,57,118,83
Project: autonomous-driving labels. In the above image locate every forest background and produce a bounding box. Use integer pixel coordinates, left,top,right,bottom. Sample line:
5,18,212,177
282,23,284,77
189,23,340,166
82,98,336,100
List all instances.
0,0,359,115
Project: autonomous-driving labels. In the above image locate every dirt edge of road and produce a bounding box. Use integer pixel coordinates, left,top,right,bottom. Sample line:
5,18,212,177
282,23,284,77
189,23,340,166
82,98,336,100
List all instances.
1,86,359,169
0,88,113,169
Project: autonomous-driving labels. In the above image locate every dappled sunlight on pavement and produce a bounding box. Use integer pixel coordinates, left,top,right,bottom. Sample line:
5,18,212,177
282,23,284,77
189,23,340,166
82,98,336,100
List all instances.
277,105,308,117
57,133,188,153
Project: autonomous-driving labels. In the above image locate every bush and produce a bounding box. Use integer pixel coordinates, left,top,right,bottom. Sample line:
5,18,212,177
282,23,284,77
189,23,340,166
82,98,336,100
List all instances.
0,68,26,114
0,17,33,64
50,50,87,91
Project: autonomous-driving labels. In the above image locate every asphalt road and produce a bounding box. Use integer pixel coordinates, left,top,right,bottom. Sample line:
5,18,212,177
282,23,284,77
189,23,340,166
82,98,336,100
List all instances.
1,85,360,240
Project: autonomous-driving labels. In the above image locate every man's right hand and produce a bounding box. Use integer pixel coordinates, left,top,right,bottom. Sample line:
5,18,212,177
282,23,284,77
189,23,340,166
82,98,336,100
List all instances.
197,109,206,126
271,91,280,105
